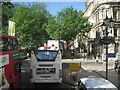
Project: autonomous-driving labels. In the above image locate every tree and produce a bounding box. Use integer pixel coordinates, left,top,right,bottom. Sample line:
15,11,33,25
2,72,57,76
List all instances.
2,2,15,34
45,6,91,42
10,2,51,49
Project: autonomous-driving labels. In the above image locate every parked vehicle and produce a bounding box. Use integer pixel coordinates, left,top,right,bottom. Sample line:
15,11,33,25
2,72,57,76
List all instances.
74,76,118,90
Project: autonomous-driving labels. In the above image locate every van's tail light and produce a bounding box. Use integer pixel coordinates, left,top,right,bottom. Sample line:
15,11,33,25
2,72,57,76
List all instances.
30,69,32,78
32,52,34,55
59,70,62,81
59,70,62,77
58,51,60,54
2,74,5,86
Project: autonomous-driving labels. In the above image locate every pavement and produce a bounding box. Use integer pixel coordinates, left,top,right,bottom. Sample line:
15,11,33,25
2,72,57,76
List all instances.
62,58,114,71
62,58,120,89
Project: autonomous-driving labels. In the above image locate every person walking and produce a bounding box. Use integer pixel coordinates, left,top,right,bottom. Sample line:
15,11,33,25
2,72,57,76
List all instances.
83,54,86,63
114,60,119,71
71,45,74,60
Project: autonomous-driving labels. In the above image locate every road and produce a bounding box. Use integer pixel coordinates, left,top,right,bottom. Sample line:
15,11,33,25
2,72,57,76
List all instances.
20,59,73,89
20,58,118,89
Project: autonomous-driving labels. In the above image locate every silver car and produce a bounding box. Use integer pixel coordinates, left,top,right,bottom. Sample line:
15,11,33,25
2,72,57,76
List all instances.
74,76,118,90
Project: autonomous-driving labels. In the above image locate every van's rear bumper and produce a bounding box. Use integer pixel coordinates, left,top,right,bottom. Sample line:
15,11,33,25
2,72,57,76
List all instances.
30,78,62,83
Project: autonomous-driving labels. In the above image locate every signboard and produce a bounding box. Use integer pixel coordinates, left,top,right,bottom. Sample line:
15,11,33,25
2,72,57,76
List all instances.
108,53,116,58
0,54,9,67
8,20,15,36
99,37,114,45
69,63,79,71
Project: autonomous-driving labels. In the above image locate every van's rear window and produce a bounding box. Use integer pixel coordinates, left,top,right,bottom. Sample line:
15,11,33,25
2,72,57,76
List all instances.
35,50,58,61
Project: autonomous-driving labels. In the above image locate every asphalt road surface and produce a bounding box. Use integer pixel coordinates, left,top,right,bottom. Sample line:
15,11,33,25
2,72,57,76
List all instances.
20,59,73,89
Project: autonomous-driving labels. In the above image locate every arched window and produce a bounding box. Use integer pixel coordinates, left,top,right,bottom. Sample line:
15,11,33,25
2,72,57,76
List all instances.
102,8,106,19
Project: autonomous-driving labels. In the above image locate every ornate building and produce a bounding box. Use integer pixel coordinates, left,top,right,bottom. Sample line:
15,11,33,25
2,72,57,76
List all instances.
84,0,120,60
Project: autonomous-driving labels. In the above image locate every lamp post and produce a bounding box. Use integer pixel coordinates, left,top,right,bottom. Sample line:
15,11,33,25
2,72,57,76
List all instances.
100,16,115,80
101,23,108,80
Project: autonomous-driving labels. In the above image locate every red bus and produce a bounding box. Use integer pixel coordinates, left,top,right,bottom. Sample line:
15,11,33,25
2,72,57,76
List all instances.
0,34,21,89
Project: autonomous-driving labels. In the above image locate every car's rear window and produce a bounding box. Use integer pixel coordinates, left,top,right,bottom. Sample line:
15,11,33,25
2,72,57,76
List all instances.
35,50,58,61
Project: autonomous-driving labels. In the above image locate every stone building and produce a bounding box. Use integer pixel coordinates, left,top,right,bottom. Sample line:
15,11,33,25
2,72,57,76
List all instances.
84,0,120,60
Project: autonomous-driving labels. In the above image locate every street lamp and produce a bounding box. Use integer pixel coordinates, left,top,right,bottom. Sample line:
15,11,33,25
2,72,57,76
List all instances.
100,16,115,80
101,22,109,80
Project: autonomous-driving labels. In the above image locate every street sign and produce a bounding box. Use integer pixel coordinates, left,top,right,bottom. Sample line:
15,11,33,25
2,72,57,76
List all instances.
108,53,116,58
69,63,79,71
97,46,104,49
99,36,115,45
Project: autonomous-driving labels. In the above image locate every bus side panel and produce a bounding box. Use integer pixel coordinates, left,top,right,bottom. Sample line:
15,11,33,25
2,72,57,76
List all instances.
4,52,21,88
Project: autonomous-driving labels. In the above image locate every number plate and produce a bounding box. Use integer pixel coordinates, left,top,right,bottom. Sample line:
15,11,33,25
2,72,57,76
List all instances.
41,76,51,78
36,68,55,74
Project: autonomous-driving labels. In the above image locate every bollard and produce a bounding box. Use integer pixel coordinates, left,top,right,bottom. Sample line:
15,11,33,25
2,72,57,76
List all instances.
80,62,81,68
96,60,98,63
73,76,76,81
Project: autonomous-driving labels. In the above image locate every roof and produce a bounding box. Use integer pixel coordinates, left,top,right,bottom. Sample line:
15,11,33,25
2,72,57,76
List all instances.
80,78,118,89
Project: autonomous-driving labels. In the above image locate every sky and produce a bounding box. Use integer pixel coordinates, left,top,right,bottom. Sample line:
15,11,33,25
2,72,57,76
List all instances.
10,0,85,16
44,2,85,16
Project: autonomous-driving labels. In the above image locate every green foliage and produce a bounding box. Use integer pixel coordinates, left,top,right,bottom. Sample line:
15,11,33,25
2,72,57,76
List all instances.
2,2,15,35
2,3,91,49
46,6,91,41
10,3,51,49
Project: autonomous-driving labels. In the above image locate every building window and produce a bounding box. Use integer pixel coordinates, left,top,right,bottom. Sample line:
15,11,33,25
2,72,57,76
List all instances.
113,10,118,20
95,12,99,23
102,9,108,19
114,28,117,37
103,8,106,19
96,14,97,23
98,12,99,21
115,43,119,53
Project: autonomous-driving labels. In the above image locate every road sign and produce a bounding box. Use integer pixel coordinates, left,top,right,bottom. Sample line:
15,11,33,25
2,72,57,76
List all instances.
99,36,115,45
97,46,104,49
69,63,79,71
108,53,116,58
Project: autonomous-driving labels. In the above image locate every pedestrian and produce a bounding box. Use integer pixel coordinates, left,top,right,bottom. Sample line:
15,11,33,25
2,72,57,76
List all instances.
70,45,74,60
71,49,74,60
114,60,119,71
83,55,86,63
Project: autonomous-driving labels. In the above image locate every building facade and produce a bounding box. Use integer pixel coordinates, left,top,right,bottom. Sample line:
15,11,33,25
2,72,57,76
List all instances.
84,0,120,60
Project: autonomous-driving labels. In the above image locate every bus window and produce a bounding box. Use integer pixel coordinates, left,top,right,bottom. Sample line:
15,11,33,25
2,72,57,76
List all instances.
2,37,8,51
1,37,18,51
35,50,58,61
12,39,18,50
8,38,12,50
